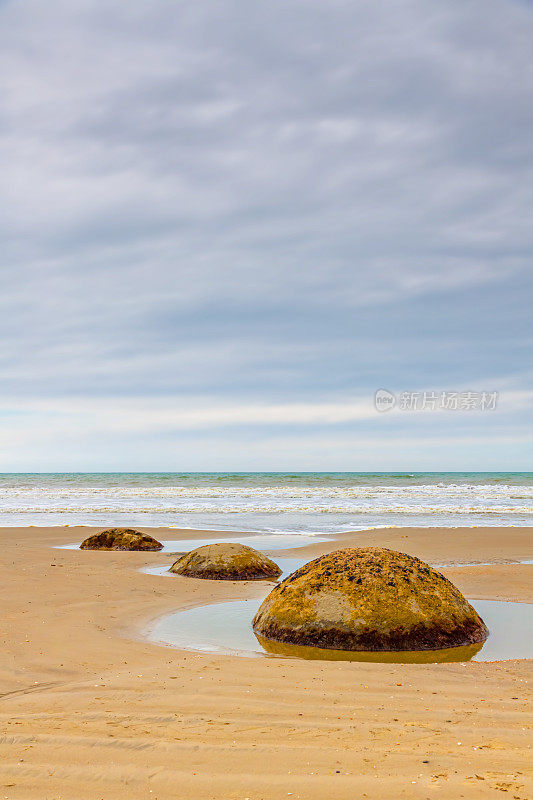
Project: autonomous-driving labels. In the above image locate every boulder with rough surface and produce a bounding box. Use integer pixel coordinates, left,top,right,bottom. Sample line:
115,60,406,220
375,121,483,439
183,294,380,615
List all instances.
169,543,281,580
252,547,488,652
80,528,163,551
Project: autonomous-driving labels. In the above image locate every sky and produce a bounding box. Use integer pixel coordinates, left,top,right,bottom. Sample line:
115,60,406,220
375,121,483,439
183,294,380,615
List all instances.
1,0,532,471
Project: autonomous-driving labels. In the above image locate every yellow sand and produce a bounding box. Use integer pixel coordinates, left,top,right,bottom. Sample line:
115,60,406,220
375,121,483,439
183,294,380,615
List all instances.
0,524,531,799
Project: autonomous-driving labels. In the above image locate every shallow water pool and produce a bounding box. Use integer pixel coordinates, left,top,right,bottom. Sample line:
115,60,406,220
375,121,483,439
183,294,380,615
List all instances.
57,533,330,553
146,596,532,664
141,556,305,579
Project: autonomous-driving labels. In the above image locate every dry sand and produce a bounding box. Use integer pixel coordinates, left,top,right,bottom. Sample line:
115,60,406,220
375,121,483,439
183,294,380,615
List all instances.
0,525,531,799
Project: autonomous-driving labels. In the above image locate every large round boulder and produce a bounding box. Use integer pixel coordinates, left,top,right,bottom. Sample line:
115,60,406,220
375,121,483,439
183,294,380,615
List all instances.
169,543,281,580
252,547,488,652
80,528,163,551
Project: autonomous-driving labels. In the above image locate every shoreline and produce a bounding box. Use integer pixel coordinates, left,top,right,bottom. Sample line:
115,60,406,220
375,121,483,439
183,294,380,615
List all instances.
0,525,531,798
10,520,533,531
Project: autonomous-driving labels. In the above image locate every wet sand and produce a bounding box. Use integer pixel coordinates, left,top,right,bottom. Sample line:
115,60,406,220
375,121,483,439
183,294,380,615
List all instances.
0,525,531,799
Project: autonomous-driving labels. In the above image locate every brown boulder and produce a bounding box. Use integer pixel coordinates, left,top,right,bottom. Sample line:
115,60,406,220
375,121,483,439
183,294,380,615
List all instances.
169,543,281,580
80,528,163,551
252,547,489,652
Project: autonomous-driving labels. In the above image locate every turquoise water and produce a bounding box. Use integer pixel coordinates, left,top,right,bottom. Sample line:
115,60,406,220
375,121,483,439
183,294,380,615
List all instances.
1,472,532,533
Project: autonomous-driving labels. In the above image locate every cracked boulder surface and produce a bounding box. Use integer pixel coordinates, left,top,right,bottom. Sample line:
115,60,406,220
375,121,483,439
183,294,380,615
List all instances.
253,547,489,652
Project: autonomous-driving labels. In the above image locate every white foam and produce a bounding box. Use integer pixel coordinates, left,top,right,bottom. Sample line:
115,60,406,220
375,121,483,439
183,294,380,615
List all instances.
3,477,532,532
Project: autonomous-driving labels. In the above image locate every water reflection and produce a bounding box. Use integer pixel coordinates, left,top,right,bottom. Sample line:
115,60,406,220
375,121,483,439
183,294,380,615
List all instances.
254,633,484,663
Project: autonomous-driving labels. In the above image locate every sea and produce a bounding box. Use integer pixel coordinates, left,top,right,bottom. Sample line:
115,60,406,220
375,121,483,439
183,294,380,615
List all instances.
0,472,531,534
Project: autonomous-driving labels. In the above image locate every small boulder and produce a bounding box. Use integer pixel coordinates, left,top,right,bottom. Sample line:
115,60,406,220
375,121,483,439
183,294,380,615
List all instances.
169,543,281,580
252,547,488,652
80,528,163,551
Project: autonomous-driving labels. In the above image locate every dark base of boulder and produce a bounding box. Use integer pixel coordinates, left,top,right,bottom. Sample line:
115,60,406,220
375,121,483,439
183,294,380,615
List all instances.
253,618,489,653
172,567,280,580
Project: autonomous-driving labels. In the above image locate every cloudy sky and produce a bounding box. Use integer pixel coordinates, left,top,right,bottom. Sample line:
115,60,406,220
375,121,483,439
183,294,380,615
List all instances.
1,0,532,471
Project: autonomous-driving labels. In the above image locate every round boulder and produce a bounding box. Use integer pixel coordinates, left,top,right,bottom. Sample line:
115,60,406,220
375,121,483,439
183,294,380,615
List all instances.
169,543,281,580
80,528,163,551
252,547,488,652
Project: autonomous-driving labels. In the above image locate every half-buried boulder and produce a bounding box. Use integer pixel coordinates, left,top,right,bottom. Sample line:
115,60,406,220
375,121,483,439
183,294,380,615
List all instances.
169,543,281,580
80,528,163,551
252,547,488,652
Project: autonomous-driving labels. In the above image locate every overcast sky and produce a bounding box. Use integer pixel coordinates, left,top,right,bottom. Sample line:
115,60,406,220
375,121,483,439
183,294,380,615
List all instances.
1,0,532,471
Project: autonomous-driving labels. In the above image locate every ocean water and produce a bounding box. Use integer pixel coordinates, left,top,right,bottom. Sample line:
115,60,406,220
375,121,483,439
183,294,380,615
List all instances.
0,472,531,533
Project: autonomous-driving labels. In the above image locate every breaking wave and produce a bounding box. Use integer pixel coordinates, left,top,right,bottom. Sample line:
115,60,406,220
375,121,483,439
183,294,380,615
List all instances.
0,472,531,531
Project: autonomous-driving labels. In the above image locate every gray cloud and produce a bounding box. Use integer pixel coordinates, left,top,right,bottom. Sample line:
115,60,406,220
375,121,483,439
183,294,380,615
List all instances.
0,0,532,467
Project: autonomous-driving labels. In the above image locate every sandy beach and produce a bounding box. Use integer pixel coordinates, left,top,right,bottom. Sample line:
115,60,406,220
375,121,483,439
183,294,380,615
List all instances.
4,0,532,795
0,525,531,799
